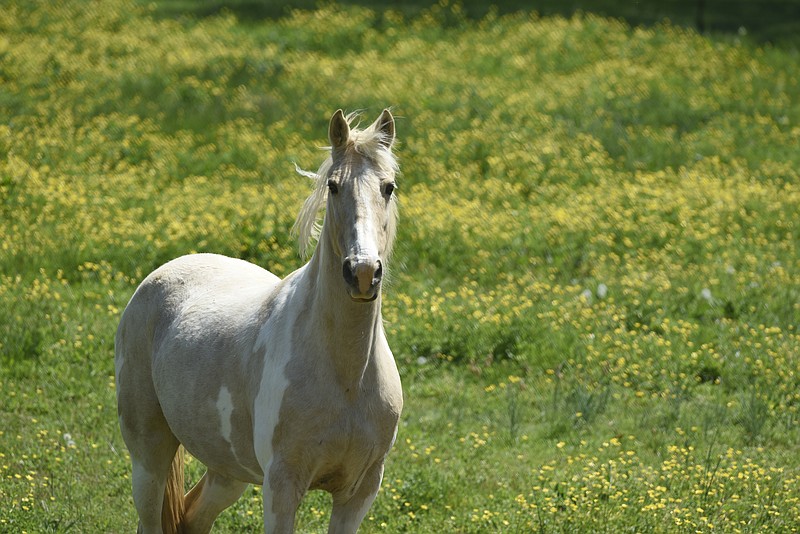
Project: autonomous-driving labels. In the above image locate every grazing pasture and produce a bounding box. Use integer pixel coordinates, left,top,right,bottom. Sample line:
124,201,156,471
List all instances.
1,1,799,531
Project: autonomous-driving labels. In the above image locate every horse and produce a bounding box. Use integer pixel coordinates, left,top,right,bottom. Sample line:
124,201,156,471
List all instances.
115,109,403,534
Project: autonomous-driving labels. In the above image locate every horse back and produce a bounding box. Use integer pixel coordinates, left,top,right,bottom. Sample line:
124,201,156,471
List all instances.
117,253,279,359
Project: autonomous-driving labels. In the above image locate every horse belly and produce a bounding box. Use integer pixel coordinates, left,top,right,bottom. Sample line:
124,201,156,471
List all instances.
152,364,263,483
162,377,265,484
152,329,267,484
181,432,263,484
162,316,293,486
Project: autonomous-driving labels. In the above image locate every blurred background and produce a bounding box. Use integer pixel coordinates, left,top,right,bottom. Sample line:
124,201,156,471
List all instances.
150,0,800,44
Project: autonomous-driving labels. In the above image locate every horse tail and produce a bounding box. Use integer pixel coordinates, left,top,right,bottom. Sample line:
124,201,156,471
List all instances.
161,446,186,534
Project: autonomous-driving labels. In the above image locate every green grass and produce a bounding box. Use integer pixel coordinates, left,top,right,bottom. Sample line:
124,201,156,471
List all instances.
145,0,800,44
2,0,800,531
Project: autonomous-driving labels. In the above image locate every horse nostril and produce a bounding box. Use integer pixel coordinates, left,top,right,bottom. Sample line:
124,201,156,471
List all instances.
374,260,383,283
342,258,356,287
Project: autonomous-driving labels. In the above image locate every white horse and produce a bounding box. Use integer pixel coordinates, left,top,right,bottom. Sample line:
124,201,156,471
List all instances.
115,109,403,534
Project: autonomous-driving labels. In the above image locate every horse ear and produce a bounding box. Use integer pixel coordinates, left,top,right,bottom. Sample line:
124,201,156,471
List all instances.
329,109,350,151
375,109,395,149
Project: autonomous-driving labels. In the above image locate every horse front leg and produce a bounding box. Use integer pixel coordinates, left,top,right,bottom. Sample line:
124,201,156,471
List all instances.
327,462,384,534
262,460,306,534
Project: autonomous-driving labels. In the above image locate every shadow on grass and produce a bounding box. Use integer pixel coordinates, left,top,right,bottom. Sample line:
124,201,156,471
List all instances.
141,0,800,44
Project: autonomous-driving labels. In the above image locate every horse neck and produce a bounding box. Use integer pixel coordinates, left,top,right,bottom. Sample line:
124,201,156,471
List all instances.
302,231,383,390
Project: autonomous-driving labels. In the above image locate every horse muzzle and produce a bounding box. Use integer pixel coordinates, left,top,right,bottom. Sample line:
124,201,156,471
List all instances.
342,255,382,302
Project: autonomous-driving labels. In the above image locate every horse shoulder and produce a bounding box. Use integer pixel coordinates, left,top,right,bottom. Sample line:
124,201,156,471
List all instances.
249,271,311,477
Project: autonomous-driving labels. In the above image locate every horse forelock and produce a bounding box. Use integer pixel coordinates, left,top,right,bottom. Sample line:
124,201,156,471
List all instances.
292,113,398,259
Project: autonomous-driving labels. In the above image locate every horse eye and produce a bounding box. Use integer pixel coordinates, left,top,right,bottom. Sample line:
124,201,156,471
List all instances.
327,180,339,195
384,183,396,197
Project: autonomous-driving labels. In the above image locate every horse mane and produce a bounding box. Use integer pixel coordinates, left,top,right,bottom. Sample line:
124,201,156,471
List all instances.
292,111,399,259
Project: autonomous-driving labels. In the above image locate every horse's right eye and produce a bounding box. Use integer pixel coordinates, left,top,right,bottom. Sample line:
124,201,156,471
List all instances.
327,180,339,195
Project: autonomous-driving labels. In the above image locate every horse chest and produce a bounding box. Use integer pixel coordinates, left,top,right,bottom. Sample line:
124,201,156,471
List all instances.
273,384,399,495
308,405,396,494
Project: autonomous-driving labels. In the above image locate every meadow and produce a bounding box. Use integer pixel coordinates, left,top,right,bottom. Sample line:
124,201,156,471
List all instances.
1,0,799,531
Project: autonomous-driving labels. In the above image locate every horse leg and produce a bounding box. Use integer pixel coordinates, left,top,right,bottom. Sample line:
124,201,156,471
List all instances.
327,462,384,534
118,363,181,533
182,469,248,534
262,460,306,534
128,431,180,534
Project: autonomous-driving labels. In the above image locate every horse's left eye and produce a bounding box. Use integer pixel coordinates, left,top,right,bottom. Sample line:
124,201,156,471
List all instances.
327,180,339,195
383,183,396,197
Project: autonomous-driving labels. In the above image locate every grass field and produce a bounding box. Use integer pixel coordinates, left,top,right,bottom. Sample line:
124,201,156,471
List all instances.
148,0,800,44
2,0,800,531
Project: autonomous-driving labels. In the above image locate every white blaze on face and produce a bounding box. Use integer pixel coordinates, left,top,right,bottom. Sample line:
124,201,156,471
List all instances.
216,386,234,444
353,178,381,259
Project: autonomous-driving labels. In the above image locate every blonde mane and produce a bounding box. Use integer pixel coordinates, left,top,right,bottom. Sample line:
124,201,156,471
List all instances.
292,112,399,258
